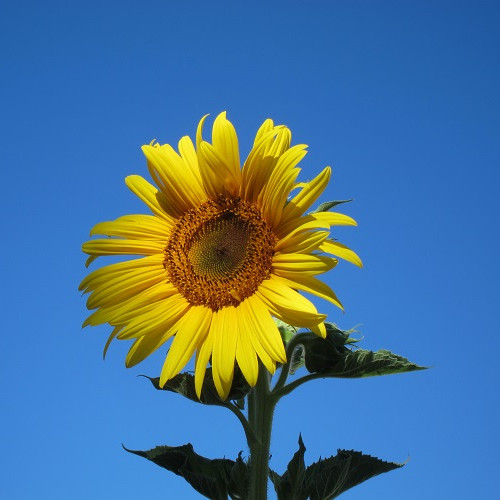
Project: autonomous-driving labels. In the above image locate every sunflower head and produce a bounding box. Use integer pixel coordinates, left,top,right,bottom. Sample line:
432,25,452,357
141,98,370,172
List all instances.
80,112,361,399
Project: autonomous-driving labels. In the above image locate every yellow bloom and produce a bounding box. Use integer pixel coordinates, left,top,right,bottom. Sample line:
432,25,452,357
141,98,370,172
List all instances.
80,112,361,399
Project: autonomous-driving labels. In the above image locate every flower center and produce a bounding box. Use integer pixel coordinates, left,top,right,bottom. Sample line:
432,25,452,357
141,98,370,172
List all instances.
164,197,276,311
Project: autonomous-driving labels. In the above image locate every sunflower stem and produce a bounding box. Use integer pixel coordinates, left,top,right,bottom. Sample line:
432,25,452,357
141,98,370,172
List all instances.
225,402,258,447
273,372,324,399
272,332,306,393
248,364,275,500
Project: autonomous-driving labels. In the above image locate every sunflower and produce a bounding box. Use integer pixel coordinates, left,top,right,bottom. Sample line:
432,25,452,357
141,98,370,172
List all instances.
80,112,361,399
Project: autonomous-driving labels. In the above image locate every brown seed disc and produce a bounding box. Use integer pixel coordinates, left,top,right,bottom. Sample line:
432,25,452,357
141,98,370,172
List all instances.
164,197,276,311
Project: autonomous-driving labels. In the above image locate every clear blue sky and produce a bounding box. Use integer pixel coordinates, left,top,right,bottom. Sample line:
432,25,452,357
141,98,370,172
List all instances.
1,1,499,498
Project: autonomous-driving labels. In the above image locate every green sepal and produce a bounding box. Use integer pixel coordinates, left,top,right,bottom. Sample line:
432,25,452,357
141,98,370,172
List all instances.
275,318,297,344
301,324,355,373
123,444,248,500
269,436,405,500
143,366,251,405
309,199,353,214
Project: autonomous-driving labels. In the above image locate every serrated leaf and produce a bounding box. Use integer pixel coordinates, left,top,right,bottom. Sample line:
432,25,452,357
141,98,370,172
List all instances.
309,348,426,378
123,443,235,500
302,323,426,378
309,199,353,214
324,323,360,347
271,435,308,500
269,468,282,491
143,366,251,406
228,452,249,500
305,449,405,500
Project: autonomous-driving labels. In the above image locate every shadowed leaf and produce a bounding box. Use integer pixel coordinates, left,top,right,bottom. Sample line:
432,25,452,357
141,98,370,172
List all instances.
305,449,405,500
270,437,404,500
228,452,249,500
306,346,426,378
270,435,308,500
303,324,426,378
124,444,249,500
143,366,251,406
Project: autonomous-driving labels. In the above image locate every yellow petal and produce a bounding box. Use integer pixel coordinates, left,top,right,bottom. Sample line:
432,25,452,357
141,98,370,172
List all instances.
125,329,170,367
86,266,166,309
277,212,357,241
272,273,344,310
142,144,206,214
212,112,241,180
196,114,209,150
239,295,286,364
102,293,175,327
257,276,326,328
178,135,204,187
280,166,331,224
82,238,164,257
253,118,275,146
160,306,212,386
273,253,338,275
195,328,215,398
311,211,358,227
125,175,175,223
79,254,164,292
90,214,171,240
235,311,259,387
117,294,190,339
102,327,120,359
320,239,363,267
240,126,290,202
211,307,238,399
198,141,240,197
240,132,276,202
260,147,306,228
259,144,306,199
265,126,291,157
275,230,328,254
235,301,277,374
310,322,327,338
83,282,177,327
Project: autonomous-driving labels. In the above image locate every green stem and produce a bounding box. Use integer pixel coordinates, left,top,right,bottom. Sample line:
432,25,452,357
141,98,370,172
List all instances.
272,332,307,393
224,402,258,448
273,372,324,399
248,364,276,500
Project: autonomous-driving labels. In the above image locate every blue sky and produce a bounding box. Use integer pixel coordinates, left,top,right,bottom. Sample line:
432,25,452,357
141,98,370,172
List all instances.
1,1,499,498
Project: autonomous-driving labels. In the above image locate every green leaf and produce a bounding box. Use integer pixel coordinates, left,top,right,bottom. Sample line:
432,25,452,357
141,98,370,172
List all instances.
270,435,308,500
303,323,426,378
305,449,405,500
123,443,236,500
228,452,249,500
271,436,404,500
307,347,426,378
309,199,353,214
143,366,251,406
269,468,282,493
338,349,426,378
